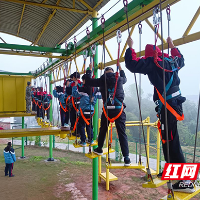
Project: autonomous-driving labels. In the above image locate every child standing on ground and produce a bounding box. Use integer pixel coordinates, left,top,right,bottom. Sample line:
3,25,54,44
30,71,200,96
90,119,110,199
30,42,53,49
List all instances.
72,74,101,146
4,142,16,177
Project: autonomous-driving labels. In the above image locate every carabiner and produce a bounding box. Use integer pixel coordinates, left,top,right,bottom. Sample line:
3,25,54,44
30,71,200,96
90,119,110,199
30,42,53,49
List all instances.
65,41,68,50
74,36,77,46
83,49,88,59
138,21,142,34
101,15,105,29
116,30,122,44
91,44,96,55
86,27,90,39
166,4,171,21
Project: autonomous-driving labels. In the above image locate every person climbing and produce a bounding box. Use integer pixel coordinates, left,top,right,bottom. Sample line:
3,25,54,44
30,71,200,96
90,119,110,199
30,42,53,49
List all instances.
66,72,82,132
42,91,52,123
125,36,194,193
25,81,32,113
72,74,101,146
85,63,131,166
36,87,43,118
53,86,69,129
4,142,16,177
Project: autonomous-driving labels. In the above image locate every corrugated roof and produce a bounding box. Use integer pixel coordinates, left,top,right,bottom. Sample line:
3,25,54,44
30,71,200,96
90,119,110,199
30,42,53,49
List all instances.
0,0,110,47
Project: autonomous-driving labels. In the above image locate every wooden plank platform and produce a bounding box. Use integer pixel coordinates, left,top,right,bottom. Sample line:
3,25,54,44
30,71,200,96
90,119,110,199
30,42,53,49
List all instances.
73,141,98,148
106,163,145,169
0,112,36,118
0,128,70,138
99,172,118,182
142,178,168,188
140,167,157,175
85,148,115,159
161,185,200,200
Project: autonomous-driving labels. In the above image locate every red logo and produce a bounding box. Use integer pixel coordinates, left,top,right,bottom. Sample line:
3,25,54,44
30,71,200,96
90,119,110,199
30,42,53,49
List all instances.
161,163,200,180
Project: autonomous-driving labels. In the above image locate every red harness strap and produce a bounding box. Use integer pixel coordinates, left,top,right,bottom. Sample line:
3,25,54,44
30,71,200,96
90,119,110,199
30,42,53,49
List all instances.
38,102,42,109
65,95,71,112
155,87,184,121
102,104,124,144
60,102,67,112
32,98,37,105
72,96,79,112
43,103,51,111
73,109,95,131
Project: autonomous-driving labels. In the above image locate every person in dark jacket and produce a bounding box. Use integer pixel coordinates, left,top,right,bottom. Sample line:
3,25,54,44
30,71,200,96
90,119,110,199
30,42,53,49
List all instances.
53,86,69,128
72,74,101,146
36,87,43,118
42,91,52,122
66,72,83,131
125,37,194,193
4,142,16,177
85,63,131,166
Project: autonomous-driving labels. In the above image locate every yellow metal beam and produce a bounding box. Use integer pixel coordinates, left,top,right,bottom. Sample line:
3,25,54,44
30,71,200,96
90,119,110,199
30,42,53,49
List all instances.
145,19,166,43
73,0,75,8
74,58,79,72
0,50,66,59
1,0,92,14
42,0,48,3
120,25,135,58
58,14,89,45
183,6,200,37
102,31,200,68
78,0,93,11
64,0,180,63
0,127,70,138
33,0,61,45
105,44,114,61
17,0,26,36
93,0,103,10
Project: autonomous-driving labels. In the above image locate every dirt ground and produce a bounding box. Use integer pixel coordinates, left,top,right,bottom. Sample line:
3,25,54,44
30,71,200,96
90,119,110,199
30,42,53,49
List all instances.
0,139,200,200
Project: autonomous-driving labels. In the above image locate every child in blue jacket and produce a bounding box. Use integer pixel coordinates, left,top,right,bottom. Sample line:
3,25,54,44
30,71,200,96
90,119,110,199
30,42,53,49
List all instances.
72,74,101,146
53,86,69,128
4,142,16,177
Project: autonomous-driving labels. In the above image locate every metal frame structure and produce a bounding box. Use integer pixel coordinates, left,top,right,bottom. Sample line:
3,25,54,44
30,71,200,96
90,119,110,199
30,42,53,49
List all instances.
1,0,200,199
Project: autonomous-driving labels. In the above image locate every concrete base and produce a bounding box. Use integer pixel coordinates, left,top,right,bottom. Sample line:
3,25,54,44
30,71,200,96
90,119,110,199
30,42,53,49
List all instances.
47,158,54,161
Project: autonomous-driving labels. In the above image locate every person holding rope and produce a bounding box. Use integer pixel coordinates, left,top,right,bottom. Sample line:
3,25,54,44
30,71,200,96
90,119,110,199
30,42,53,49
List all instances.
42,91,52,123
125,36,195,193
53,86,69,129
66,72,83,133
72,74,101,146
85,63,131,166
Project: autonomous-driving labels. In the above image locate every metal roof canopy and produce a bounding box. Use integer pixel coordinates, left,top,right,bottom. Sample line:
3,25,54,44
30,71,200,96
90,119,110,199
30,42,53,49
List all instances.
0,0,109,47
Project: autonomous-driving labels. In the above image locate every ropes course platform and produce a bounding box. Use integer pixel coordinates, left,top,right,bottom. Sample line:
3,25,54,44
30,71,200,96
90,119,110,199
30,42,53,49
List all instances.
73,141,98,148
0,127,70,138
85,148,115,159
0,112,36,118
142,178,168,188
99,172,118,182
161,185,200,200
140,168,157,175
106,163,145,169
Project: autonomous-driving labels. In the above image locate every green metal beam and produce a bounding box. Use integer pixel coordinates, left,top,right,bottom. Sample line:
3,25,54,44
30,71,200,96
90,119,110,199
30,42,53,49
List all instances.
0,43,67,54
36,0,154,77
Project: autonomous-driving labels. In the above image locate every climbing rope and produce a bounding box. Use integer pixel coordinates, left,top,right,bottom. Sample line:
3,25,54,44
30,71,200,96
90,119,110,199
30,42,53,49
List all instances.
159,0,174,198
138,21,142,165
123,0,151,173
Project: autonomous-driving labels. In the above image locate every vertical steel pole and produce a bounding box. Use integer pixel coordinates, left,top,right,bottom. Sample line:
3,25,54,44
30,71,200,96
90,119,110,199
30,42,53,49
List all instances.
21,117,25,158
48,57,54,161
92,11,98,200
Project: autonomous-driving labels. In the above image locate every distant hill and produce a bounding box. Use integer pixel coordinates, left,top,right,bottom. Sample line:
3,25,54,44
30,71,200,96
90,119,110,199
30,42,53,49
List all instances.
186,95,198,104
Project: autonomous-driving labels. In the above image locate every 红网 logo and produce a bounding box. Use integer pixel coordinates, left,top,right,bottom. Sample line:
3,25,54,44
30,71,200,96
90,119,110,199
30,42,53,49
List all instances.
161,163,200,180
